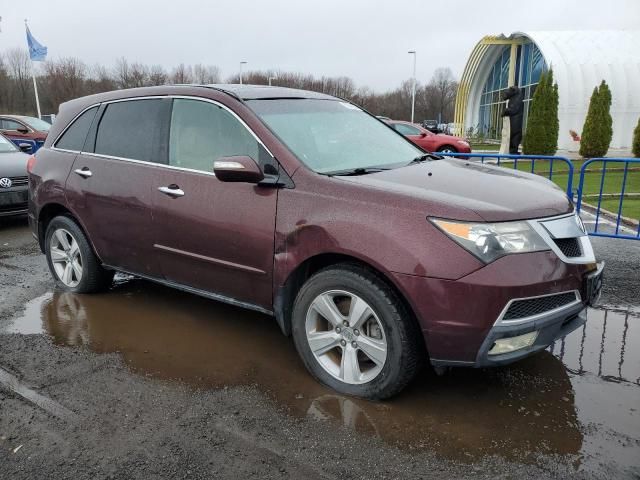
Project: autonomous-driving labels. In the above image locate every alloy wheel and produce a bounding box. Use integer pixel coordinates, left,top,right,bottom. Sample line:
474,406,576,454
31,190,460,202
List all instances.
49,228,83,288
305,290,387,385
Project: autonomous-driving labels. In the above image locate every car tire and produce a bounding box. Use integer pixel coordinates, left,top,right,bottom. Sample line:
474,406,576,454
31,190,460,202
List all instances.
437,145,457,153
45,215,113,293
291,263,422,400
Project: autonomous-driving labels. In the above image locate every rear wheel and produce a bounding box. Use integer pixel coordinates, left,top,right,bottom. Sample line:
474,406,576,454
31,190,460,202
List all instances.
291,264,421,399
45,215,113,293
437,145,457,154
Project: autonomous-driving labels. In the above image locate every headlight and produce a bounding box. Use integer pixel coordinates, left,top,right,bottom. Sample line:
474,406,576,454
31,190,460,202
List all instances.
456,140,469,146
430,218,549,263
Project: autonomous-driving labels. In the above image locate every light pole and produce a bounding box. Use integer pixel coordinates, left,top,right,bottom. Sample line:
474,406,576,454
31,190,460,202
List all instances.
408,50,416,123
239,61,247,85
268,75,277,86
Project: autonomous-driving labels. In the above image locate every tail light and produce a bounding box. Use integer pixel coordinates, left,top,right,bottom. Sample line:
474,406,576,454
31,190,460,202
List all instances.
27,155,36,173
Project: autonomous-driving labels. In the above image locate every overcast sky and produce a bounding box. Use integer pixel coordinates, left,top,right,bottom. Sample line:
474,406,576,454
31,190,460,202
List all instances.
1,0,638,91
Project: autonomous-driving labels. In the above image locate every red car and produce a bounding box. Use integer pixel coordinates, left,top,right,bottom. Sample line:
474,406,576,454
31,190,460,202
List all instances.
28,85,602,399
387,120,471,154
0,115,50,152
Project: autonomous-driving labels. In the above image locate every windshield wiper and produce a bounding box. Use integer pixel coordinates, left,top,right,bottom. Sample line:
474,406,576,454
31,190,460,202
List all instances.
326,167,390,176
407,153,443,165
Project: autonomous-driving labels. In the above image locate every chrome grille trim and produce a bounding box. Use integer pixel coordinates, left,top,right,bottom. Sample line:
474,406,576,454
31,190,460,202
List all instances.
495,290,582,326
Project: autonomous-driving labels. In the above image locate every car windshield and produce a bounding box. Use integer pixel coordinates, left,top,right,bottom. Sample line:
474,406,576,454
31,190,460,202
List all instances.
19,116,51,132
247,99,422,174
0,134,18,153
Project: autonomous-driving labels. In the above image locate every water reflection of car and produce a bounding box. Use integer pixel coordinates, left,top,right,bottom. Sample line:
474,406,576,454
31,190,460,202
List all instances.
42,287,582,461
30,84,603,400
388,120,472,154
0,114,50,152
0,132,30,217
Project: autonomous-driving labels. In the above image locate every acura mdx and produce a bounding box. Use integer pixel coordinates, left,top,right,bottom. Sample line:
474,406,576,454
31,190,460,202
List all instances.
28,85,604,399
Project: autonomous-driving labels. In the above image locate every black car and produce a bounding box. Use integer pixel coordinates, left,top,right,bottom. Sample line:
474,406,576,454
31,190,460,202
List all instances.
422,119,440,133
0,133,30,217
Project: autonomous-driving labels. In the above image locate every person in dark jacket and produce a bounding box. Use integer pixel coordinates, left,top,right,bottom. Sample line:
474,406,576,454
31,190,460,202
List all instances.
501,86,524,154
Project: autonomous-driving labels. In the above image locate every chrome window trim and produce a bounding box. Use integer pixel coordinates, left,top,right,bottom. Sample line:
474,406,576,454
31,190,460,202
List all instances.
495,290,582,326
527,211,596,264
50,95,275,169
74,151,218,177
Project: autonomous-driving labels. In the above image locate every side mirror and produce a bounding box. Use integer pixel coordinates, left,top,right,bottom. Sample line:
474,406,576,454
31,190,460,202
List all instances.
420,132,428,138
214,155,264,183
16,127,29,134
18,143,33,154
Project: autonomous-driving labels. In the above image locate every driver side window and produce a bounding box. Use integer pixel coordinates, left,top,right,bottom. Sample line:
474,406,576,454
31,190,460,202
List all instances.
394,123,421,136
169,99,260,173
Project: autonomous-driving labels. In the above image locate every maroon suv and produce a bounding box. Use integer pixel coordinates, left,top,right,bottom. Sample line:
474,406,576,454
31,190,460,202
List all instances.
28,85,603,399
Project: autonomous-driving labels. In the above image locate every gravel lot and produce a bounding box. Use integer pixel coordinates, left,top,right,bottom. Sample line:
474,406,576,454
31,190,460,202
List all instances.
1,216,639,479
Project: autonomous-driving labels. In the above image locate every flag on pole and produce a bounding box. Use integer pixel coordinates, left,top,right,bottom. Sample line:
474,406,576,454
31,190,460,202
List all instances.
25,24,47,62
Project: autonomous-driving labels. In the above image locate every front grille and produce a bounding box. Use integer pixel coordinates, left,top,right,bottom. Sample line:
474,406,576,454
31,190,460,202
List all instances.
503,292,578,320
8,176,28,187
553,237,582,257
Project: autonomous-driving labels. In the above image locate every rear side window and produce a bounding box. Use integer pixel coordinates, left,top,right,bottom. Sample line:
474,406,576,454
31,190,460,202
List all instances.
55,106,98,152
95,99,165,162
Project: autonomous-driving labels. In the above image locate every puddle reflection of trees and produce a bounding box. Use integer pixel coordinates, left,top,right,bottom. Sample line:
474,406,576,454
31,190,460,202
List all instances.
40,286,587,462
549,306,639,385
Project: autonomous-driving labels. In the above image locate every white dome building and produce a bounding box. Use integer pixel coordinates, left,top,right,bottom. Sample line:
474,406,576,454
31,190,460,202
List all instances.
454,30,640,151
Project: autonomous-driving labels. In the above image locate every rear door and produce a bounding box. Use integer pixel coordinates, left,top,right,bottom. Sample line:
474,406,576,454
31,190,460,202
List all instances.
0,118,31,142
152,98,278,310
65,98,171,277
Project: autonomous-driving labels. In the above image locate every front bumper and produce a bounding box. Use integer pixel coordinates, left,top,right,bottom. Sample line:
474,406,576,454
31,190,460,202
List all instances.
392,250,599,366
0,188,28,217
472,302,586,367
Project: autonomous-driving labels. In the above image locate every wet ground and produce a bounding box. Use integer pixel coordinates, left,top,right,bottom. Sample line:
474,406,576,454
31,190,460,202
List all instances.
1,216,639,479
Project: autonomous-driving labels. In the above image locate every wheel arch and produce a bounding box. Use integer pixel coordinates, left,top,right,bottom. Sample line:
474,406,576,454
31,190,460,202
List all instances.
274,252,424,352
37,203,103,264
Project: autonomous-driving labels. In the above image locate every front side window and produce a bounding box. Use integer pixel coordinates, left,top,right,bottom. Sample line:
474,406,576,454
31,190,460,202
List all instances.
1,119,25,131
95,99,165,162
19,116,51,132
55,106,98,152
247,99,421,174
169,99,259,172
394,123,421,136
0,134,18,153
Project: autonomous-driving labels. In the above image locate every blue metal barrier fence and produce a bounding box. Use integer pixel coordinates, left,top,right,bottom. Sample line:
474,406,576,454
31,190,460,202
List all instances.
575,158,640,240
437,152,574,197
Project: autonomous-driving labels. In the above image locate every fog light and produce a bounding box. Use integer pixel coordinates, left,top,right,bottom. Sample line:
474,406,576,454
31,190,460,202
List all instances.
488,331,538,355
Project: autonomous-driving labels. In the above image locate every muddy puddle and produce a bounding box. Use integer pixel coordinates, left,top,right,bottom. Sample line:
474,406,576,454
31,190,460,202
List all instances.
4,278,640,474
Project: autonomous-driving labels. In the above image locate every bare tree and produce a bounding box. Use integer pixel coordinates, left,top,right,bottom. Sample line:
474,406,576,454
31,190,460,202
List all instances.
5,48,33,114
43,57,87,112
171,63,193,84
148,65,167,86
193,64,220,84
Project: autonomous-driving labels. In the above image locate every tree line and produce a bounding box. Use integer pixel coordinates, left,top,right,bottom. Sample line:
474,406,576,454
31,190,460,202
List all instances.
0,48,458,123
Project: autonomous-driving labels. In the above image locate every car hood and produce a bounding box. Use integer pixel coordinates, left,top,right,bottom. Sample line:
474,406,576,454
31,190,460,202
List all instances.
0,151,29,177
339,159,573,222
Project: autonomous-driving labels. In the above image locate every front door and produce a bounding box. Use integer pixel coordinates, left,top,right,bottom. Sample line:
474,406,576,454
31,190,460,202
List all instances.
153,98,278,310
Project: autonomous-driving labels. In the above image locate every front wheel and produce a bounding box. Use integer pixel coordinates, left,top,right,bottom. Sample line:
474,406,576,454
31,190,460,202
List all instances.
291,264,422,399
437,145,458,154
45,215,113,293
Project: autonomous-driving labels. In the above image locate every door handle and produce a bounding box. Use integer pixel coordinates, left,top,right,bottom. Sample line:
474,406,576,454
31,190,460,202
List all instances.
158,185,185,198
74,167,92,178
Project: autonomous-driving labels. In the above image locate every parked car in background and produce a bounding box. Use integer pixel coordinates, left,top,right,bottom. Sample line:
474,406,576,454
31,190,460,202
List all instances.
0,115,51,153
388,120,471,153
0,132,30,217
29,85,602,399
421,119,440,133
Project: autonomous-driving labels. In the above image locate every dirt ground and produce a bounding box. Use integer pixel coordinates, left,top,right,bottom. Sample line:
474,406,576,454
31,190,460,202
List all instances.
1,216,639,479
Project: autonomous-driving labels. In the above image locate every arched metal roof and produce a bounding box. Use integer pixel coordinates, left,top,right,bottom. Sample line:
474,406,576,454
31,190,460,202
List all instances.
455,30,640,150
